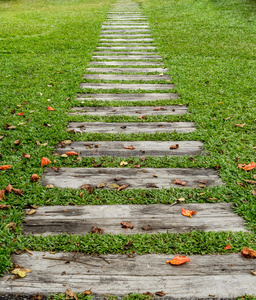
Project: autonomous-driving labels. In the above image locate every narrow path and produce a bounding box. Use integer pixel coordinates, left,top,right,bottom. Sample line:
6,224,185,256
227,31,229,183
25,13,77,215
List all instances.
0,0,252,298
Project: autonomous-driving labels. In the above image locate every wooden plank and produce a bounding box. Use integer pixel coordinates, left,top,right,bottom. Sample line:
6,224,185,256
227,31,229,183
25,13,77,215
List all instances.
41,167,222,189
92,51,158,55
89,61,163,66
99,38,154,42
69,105,186,116
91,55,162,60
100,34,152,37
102,25,150,28
96,46,157,50
86,68,167,73
76,93,179,101
55,140,201,157
23,203,246,236
79,83,174,90
101,29,151,33
82,74,171,81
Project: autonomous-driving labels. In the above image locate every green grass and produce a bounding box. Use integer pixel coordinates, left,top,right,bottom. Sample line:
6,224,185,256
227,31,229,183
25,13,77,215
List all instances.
1,0,256,297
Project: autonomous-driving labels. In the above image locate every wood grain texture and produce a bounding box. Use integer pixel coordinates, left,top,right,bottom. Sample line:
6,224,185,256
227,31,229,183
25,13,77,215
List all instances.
68,121,195,133
80,83,173,90
100,34,152,38
23,203,246,235
96,46,156,50
55,140,202,157
69,105,186,116
102,25,150,28
102,29,151,32
89,61,163,66
99,38,153,42
92,52,158,55
1,252,253,297
86,67,167,73
76,93,179,101
41,167,222,189
91,55,162,60
82,74,170,81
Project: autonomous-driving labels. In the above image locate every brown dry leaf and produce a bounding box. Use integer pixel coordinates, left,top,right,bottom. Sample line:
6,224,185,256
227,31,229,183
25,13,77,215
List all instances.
237,182,245,187
13,188,23,195
108,183,120,189
252,190,256,196
91,226,104,234
155,291,166,297
0,190,5,201
124,240,132,250
120,161,128,167
245,180,256,185
153,107,167,111
139,115,147,119
143,292,154,297
4,222,16,230
26,209,36,215
251,270,256,276
97,182,106,189
173,179,186,186
52,167,60,172
22,153,31,159
254,175,256,180
6,124,16,130
117,184,129,192
233,123,246,128
225,116,231,120
134,164,141,168
0,204,10,210
5,184,13,193
142,225,151,231
46,184,54,189
114,177,122,182
81,184,94,194
82,290,92,296
121,221,134,229
241,247,256,259
124,145,136,150
198,180,207,184
65,288,78,300
14,140,20,145
170,144,179,150
11,266,31,278
30,174,41,182
33,294,43,300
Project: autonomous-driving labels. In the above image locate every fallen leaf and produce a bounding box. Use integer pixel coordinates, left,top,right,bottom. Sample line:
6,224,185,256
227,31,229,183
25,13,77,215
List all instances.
142,225,151,231
61,154,68,158
30,174,41,182
177,197,186,202
166,255,190,265
251,270,256,276
52,167,59,172
174,179,186,186
26,209,36,215
181,208,197,218
17,112,24,116
5,184,13,193
13,188,23,195
124,240,132,250
198,180,207,184
97,182,106,189
36,141,41,146
4,222,16,230
47,106,55,111
5,124,16,130
237,182,245,187
108,183,120,189
241,247,256,259
121,221,134,229
114,178,122,182
224,244,232,250
0,190,6,200
225,116,231,120
153,107,167,111
143,292,154,297
0,165,12,170
117,184,129,191
91,226,104,234
244,180,256,185
242,162,256,171
254,175,256,180
81,184,94,194
65,288,78,300
170,144,179,150
0,204,10,209
82,290,92,295
252,190,256,196
146,183,158,188
34,294,43,300
155,291,166,297
41,157,51,167
45,184,54,189
22,153,31,159
14,140,20,145
124,146,136,150
134,164,141,168
66,151,78,156
11,266,31,278
120,161,128,167
233,123,246,128
139,115,147,119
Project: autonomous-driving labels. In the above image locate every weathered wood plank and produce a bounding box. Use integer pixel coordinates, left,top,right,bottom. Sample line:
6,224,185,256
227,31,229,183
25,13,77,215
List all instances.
89,61,162,66
82,74,170,81
92,51,158,55
86,67,167,73
80,83,174,90
91,55,162,60
101,29,151,33
41,167,222,189
55,140,201,157
23,203,246,235
100,34,152,38
69,105,186,116
76,93,179,101
99,38,154,42
102,25,150,28
96,46,156,50
1,252,253,298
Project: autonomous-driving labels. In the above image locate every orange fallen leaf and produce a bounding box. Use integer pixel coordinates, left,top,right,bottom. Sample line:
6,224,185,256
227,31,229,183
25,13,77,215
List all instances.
242,162,256,171
181,208,197,218
155,291,166,297
139,115,146,119
5,184,13,193
66,151,78,156
30,174,41,182
121,221,134,229
174,179,186,186
166,255,190,265
47,106,55,111
91,226,104,234
17,112,24,116
241,247,256,259
41,157,51,167
0,165,12,170
237,163,247,169
224,244,232,250
170,144,179,150
124,146,136,150
0,190,5,201
117,184,129,191
153,107,167,111
233,123,246,128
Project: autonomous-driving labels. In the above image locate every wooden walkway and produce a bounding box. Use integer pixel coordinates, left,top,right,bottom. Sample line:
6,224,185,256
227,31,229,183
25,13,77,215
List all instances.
1,0,253,298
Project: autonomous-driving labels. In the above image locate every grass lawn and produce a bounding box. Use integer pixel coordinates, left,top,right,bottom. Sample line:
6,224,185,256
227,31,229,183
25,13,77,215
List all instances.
1,0,256,298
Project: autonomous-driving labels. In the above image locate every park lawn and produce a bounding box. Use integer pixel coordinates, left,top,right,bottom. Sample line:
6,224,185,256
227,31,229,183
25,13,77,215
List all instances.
1,0,256,298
